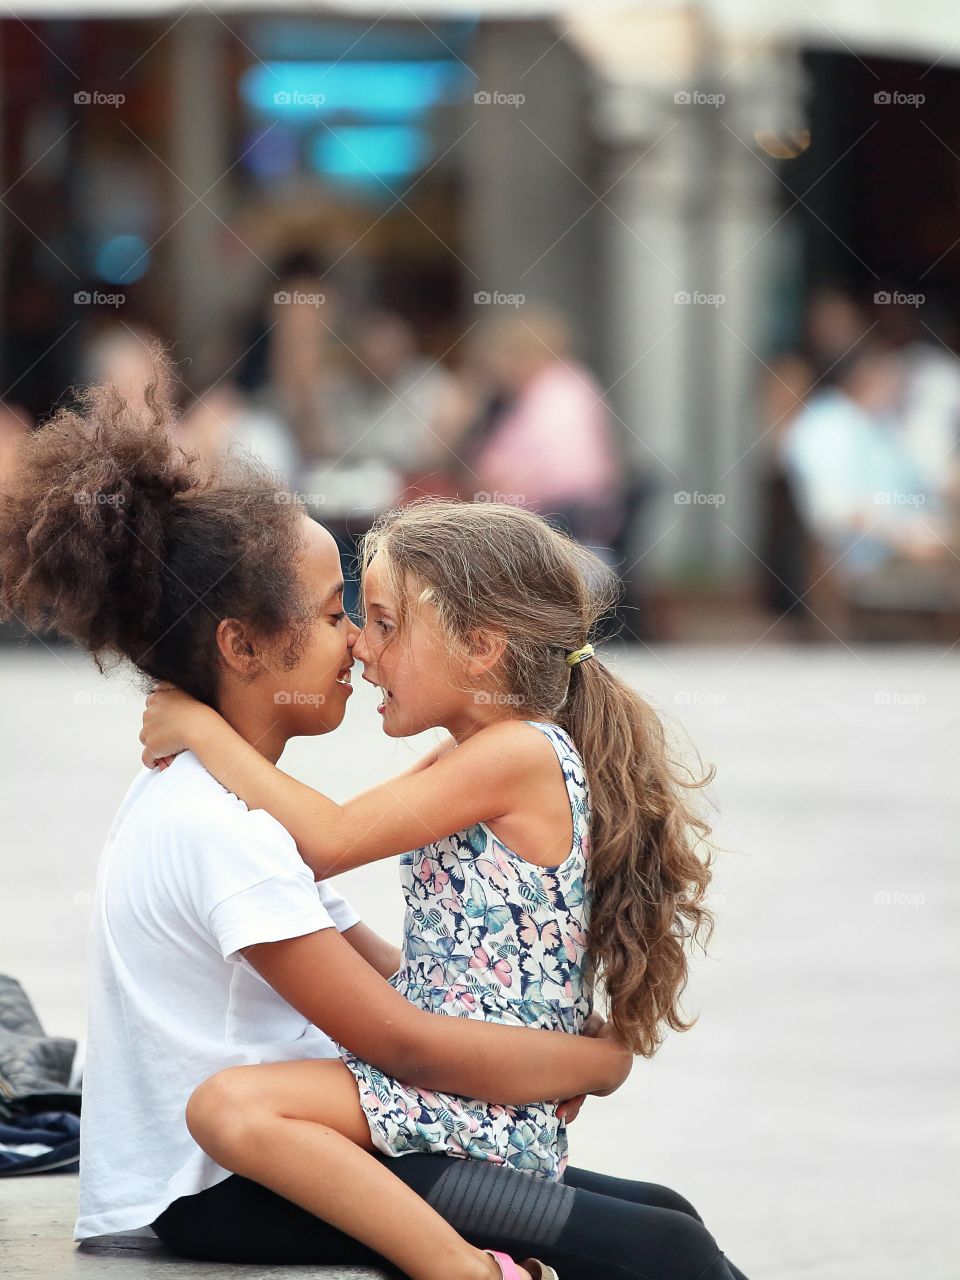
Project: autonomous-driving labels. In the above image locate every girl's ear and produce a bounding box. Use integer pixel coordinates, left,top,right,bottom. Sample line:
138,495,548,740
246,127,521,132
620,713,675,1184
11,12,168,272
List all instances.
464,627,508,677
215,617,264,676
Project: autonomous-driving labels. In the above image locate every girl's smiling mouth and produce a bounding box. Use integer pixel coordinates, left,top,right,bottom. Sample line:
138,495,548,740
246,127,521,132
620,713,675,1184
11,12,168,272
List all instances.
335,663,354,692
362,672,393,712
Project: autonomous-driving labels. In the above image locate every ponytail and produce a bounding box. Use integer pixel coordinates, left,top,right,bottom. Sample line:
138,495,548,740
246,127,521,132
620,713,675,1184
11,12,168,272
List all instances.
558,656,716,1057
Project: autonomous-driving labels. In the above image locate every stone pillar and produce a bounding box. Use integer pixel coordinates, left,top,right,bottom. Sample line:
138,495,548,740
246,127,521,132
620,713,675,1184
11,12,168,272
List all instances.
461,20,602,365
168,13,230,385
591,27,804,580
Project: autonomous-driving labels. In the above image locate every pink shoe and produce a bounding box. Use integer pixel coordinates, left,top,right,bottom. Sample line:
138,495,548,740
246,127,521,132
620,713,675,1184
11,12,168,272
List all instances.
486,1252,559,1280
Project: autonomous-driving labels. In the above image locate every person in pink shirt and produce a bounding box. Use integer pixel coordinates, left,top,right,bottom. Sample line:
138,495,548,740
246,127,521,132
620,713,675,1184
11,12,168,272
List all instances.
471,309,623,550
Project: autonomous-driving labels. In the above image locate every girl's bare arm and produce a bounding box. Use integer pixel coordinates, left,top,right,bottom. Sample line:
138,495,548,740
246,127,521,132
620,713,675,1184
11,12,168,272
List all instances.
243,925,632,1102
142,692,550,879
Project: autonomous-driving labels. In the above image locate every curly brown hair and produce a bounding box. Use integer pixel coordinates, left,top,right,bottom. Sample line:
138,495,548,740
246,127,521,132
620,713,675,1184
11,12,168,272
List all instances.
0,354,311,707
363,499,717,1058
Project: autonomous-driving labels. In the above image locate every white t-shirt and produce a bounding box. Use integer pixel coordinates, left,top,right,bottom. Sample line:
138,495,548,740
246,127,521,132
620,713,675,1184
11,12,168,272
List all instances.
74,750,359,1240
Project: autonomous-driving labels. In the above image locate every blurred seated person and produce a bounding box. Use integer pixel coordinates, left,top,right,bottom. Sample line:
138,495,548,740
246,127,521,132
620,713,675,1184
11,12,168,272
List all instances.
79,324,167,409
177,382,299,486
317,309,459,469
878,301,960,509
0,402,31,492
301,309,462,518
800,286,872,381
455,306,623,552
780,345,948,581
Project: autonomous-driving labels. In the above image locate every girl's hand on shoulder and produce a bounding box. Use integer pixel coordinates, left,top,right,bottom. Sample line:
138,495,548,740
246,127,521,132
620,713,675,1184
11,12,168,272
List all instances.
140,684,212,768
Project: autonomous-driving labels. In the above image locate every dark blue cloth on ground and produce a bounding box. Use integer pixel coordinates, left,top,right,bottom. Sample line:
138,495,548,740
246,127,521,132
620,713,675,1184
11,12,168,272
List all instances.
0,1110,80,1175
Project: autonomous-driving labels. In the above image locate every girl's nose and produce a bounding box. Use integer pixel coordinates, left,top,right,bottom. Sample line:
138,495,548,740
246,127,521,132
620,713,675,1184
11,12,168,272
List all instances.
346,618,361,649
351,625,370,664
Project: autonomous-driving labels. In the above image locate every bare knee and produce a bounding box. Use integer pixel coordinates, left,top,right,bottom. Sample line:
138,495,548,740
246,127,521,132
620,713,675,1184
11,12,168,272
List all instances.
186,1067,269,1166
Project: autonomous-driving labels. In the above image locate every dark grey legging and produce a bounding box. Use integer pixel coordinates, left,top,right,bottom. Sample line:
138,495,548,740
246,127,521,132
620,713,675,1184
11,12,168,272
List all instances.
152,1155,749,1279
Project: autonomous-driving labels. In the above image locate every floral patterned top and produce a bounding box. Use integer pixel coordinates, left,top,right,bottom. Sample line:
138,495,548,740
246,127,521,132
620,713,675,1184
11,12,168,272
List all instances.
340,721,594,1181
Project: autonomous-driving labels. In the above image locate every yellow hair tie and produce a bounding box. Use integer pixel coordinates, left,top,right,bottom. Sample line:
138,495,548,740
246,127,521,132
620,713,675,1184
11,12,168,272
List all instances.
566,643,595,667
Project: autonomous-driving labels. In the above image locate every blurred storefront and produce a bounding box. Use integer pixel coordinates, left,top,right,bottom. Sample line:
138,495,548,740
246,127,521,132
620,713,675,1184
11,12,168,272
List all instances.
2,1,960,587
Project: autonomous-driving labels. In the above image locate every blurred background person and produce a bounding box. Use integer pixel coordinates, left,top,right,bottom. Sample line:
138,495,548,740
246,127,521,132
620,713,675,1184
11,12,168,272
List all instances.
236,250,347,468
450,306,625,559
799,286,873,383
875,297,960,511
779,343,949,589
78,324,166,409
0,401,30,493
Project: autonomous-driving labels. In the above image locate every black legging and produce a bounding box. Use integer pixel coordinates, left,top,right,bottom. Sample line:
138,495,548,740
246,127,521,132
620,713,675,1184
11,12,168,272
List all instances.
153,1155,748,1279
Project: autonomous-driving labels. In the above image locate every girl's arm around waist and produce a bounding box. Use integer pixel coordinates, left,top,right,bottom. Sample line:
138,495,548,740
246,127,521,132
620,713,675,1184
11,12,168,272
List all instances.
244,926,632,1103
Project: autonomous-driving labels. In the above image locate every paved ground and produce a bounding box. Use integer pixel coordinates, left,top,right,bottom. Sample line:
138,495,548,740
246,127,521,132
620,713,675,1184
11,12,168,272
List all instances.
1,640,957,1278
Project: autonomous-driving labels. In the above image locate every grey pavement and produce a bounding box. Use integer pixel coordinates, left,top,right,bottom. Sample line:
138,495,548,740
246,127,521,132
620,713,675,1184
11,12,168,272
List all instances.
1,641,957,1278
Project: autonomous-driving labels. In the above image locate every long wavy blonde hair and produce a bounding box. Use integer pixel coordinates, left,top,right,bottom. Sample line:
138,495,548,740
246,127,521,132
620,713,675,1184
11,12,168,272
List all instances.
362,499,717,1057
